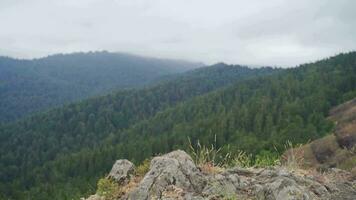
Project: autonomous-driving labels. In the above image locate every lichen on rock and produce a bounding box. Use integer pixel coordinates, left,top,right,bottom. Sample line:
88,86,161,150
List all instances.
128,150,206,199
85,150,356,200
107,159,135,184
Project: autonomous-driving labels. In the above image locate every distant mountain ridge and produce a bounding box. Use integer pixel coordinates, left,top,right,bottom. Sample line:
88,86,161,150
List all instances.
0,51,201,122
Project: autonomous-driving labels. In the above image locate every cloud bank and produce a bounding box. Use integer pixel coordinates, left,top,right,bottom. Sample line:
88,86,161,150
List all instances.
1,0,355,66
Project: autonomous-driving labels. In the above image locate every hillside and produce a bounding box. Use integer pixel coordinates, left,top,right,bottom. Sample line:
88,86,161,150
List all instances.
0,51,200,122
104,52,356,159
284,97,356,172
0,63,276,199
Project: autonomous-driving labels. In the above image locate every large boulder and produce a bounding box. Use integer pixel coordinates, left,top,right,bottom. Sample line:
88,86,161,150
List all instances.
107,159,135,184
128,150,206,199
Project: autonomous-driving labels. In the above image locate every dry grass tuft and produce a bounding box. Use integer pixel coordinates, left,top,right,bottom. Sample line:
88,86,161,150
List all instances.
281,140,305,170
199,162,224,174
188,136,232,169
188,136,281,174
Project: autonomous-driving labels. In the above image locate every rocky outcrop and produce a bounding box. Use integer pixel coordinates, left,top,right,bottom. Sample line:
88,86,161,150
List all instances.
128,150,206,199
108,159,135,184
85,150,356,200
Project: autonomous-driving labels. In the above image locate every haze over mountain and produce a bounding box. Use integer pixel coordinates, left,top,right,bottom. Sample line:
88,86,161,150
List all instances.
0,51,201,122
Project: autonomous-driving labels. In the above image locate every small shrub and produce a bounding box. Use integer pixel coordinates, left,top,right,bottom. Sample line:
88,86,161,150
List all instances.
136,158,151,177
254,150,280,167
96,178,118,199
231,150,253,168
338,155,356,170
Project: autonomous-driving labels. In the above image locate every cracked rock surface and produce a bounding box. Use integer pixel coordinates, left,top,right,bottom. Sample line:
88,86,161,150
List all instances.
127,150,206,200
86,150,356,200
108,159,135,184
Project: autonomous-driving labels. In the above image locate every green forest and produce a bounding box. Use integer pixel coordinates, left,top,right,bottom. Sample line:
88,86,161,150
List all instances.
0,52,199,123
0,62,276,199
0,52,356,199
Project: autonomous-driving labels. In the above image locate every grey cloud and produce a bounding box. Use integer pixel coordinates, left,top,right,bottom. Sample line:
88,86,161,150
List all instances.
0,0,355,67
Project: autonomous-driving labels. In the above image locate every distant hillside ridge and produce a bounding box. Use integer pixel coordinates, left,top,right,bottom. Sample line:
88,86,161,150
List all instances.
0,51,201,122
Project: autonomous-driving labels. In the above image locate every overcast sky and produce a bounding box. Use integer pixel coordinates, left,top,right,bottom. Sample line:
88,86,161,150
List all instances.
1,0,355,67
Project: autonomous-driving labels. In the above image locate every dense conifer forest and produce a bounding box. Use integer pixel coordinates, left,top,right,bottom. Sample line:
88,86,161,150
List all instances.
0,52,355,199
0,62,276,199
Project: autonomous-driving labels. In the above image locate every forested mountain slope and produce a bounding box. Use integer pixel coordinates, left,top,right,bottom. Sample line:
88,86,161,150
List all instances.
0,64,276,199
21,51,356,200
0,51,200,122
112,52,356,155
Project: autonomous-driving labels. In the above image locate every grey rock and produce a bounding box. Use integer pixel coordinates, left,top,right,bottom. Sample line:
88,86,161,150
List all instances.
82,194,104,200
127,150,206,200
202,171,246,198
256,176,314,200
107,159,135,184
329,182,356,200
